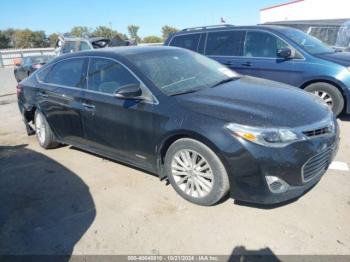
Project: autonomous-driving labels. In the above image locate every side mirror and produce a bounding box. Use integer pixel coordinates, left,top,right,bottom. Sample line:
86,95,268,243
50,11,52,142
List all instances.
115,84,143,99
277,48,293,59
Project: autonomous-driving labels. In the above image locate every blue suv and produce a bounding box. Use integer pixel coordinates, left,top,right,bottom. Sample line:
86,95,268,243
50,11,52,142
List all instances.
165,25,350,116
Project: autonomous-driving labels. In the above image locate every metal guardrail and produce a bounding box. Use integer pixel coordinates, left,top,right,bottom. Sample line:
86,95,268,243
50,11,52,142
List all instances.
0,44,163,68
0,48,55,67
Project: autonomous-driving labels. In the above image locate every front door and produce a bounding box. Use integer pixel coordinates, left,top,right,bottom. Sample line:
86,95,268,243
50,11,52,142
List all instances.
236,30,303,86
81,57,156,169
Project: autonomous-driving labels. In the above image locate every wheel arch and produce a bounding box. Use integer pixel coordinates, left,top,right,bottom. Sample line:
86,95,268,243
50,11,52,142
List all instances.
156,131,229,179
300,79,348,112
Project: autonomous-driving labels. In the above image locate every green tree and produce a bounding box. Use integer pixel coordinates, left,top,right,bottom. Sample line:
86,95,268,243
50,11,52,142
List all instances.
48,33,59,47
127,25,141,43
161,25,179,40
142,35,163,43
13,29,33,48
31,31,48,47
0,30,11,49
70,26,91,37
92,26,117,38
2,28,15,48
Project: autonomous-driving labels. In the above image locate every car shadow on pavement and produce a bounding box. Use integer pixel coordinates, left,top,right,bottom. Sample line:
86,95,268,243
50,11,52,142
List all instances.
229,246,280,262
0,144,96,258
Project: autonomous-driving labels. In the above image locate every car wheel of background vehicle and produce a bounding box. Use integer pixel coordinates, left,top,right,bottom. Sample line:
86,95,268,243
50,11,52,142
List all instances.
304,82,344,116
34,110,59,149
164,138,230,206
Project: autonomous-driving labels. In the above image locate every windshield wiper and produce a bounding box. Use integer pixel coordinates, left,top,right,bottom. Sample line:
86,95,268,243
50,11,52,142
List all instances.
210,77,239,88
170,89,200,96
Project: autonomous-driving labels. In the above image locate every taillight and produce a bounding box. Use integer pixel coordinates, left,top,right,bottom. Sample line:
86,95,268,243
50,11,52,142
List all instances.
16,84,22,97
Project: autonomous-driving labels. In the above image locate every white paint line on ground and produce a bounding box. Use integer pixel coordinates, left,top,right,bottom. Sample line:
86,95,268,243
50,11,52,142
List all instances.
329,161,349,172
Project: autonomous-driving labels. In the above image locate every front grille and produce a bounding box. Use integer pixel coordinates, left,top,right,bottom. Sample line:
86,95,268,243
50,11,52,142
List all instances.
302,126,332,137
302,148,332,182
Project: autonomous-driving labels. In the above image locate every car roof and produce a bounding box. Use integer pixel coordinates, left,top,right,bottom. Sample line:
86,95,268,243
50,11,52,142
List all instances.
54,46,181,60
171,24,288,35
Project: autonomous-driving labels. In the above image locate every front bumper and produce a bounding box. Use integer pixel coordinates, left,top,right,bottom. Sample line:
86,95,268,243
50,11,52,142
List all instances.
222,122,340,205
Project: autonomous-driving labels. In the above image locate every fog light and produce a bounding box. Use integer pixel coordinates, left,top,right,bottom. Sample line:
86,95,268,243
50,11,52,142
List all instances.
265,176,289,194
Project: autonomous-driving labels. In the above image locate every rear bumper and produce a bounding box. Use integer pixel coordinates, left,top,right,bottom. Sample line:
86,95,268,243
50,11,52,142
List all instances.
222,122,340,205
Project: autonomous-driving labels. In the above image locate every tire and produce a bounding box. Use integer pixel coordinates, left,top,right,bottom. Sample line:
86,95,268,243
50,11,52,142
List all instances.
164,138,230,206
34,110,59,149
304,82,344,116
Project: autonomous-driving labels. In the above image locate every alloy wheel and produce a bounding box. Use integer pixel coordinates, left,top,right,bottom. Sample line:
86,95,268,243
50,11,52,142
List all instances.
313,90,333,108
35,113,46,145
171,149,214,198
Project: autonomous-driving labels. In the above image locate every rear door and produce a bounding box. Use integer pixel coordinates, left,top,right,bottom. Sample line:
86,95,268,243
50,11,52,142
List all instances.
36,57,88,144
239,30,303,85
81,57,156,169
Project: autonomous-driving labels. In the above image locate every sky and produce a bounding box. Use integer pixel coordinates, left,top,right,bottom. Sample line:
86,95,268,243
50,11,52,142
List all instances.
0,0,284,37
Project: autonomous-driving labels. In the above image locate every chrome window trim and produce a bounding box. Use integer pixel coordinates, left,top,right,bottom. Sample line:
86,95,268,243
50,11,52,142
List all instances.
36,55,159,105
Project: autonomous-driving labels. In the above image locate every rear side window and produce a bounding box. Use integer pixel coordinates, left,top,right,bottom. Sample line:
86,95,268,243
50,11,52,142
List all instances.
205,30,245,56
44,58,87,87
87,58,139,94
244,31,288,58
79,41,91,51
62,41,77,54
170,34,200,51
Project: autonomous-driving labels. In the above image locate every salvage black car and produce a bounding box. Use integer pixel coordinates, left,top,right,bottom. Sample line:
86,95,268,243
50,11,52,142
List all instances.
17,46,339,206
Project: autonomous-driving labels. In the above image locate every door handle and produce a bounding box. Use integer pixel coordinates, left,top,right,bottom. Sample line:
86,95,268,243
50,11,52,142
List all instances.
241,62,252,67
38,91,48,98
82,103,95,110
223,61,233,66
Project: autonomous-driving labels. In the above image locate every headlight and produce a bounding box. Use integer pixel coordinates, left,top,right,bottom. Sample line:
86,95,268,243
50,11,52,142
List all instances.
226,123,305,148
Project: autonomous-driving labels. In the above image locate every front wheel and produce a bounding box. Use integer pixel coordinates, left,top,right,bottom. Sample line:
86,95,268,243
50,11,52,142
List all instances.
304,82,344,116
34,110,59,149
165,138,230,206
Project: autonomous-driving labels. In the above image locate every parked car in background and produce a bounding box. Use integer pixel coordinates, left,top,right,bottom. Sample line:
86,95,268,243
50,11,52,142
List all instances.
55,35,134,56
17,46,339,206
165,24,350,116
14,55,54,82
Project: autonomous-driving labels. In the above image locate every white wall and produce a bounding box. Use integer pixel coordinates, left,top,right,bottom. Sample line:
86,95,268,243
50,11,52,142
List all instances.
260,0,350,23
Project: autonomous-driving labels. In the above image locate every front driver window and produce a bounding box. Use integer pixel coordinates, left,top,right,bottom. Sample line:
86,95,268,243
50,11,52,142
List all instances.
244,31,288,58
88,58,140,94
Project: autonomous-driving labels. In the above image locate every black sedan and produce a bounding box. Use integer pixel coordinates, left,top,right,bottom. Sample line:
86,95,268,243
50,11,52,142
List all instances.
14,55,53,82
17,46,339,206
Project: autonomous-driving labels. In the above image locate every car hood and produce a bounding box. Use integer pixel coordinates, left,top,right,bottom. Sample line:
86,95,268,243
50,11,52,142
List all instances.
176,76,331,128
315,52,350,66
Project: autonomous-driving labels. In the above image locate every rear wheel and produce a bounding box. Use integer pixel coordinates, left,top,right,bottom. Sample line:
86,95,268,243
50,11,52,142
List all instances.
164,138,229,206
34,110,59,149
304,82,344,116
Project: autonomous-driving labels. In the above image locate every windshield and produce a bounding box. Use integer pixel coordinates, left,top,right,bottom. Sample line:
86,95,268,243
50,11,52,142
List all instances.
336,20,350,48
128,49,239,96
280,28,335,54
